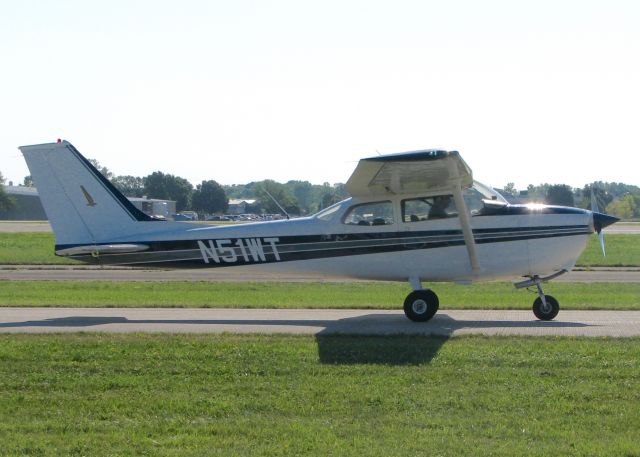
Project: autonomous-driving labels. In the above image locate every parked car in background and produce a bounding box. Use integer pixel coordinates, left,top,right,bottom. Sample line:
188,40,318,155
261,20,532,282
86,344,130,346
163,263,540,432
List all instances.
205,215,232,221
172,211,198,221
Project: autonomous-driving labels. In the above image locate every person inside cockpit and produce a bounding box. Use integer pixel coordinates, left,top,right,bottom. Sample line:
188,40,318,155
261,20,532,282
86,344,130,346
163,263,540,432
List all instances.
428,195,452,219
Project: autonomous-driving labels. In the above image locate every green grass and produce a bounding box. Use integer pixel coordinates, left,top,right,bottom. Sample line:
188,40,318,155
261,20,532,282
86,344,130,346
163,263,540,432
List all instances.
0,334,638,456
578,234,640,267
0,232,638,266
1,280,638,309
0,232,78,265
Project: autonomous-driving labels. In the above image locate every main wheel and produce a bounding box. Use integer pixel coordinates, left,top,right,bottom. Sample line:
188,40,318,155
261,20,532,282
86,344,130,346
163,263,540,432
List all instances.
533,295,559,321
403,289,439,322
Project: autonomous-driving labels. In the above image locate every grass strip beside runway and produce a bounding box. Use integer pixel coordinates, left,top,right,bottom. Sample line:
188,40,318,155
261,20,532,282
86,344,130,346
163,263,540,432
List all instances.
1,280,639,309
1,334,638,456
1,232,639,266
0,233,79,265
577,233,640,266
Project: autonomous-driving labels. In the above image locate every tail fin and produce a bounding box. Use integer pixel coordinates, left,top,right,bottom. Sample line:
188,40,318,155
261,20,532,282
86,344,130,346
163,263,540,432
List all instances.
20,141,154,246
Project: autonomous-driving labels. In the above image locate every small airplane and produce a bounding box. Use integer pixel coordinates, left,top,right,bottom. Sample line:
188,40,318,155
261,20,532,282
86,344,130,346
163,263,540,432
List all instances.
20,140,618,322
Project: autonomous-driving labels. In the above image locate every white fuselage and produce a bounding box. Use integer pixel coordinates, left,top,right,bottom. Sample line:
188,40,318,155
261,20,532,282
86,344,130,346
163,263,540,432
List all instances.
80,195,593,284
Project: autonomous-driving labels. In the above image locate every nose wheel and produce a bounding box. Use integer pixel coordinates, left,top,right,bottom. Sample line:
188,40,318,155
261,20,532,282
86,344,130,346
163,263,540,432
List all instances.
515,272,566,321
531,278,560,321
532,295,559,320
403,289,439,322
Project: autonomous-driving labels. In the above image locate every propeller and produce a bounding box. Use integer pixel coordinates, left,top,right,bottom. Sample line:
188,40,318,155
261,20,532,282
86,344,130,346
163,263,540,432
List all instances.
590,188,619,256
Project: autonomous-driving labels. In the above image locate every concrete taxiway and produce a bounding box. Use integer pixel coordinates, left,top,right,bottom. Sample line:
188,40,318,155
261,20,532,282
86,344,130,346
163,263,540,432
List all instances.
0,222,52,232
2,308,640,337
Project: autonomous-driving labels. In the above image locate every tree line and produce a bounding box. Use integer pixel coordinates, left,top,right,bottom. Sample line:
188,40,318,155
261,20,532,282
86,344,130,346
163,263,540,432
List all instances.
89,159,349,216
0,172,13,211
89,160,229,215
498,182,640,219
2,163,639,220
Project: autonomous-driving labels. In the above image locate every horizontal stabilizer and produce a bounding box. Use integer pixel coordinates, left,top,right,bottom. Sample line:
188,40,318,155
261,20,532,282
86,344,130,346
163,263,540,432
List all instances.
55,243,150,257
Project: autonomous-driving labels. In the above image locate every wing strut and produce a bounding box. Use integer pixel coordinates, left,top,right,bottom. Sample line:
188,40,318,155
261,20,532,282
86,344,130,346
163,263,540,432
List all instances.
446,158,481,273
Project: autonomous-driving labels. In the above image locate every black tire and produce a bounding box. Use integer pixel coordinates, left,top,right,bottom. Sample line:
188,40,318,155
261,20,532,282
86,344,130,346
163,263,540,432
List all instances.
403,289,439,322
533,295,559,321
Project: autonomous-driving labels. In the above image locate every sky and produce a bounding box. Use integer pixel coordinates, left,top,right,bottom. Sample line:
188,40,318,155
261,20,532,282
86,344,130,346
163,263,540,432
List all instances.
1,0,639,191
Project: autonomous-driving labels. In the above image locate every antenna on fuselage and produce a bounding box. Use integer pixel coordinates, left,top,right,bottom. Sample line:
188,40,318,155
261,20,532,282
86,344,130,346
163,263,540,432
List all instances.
264,189,290,220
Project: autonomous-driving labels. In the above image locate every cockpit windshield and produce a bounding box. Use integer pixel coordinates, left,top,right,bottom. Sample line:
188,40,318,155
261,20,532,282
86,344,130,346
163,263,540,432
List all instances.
314,199,349,221
464,181,508,214
473,181,508,202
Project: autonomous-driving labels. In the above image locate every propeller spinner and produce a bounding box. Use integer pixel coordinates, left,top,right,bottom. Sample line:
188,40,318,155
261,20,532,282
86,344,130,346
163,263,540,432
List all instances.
590,189,619,256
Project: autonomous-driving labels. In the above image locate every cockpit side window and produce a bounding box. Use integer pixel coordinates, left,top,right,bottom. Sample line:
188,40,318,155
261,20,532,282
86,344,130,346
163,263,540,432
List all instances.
343,201,394,226
402,195,457,222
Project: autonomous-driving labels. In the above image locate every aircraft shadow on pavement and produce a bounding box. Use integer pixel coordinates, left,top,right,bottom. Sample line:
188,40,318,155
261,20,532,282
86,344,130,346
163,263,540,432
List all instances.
0,313,592,365
315,313,591,365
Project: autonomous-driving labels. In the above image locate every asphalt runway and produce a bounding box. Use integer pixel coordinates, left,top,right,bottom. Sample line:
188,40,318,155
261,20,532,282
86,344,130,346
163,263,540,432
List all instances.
1,308,639,336
1,265,639,282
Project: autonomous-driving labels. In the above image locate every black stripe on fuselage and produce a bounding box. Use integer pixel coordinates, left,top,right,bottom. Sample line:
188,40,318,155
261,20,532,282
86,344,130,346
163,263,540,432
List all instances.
57,224,592,268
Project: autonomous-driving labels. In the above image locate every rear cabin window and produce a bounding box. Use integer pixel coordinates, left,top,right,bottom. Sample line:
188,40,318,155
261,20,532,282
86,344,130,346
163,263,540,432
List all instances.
402,195,457,222
343,201,394,226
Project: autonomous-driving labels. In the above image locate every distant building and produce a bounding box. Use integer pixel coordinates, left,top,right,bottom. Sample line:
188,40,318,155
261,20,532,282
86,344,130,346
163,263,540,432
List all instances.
0,186,47,220
128,197,176,218
228,199,256,215
0,186,175,220
516,190,531,204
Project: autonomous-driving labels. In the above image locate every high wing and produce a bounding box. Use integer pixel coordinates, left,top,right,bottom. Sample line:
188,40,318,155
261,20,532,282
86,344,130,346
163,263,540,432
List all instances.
347,149,480,273
345,149,473,197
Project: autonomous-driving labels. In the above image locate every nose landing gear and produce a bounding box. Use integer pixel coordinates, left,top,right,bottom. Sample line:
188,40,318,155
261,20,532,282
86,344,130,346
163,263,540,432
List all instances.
514,270,567,321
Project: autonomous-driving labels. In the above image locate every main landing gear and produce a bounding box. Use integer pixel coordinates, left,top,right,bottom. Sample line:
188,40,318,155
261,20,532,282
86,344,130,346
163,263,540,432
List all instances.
403,277,439,322
514,270,567,321
404,289,439,322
